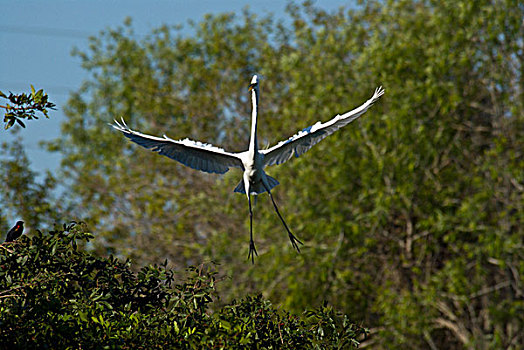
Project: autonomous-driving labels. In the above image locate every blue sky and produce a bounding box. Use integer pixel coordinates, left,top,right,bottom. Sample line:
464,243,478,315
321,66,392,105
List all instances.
0,0,350,176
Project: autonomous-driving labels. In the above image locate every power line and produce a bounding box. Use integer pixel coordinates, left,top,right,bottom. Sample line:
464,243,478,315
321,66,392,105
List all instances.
0,24,93,39
0,81,77,96
0,24,148,40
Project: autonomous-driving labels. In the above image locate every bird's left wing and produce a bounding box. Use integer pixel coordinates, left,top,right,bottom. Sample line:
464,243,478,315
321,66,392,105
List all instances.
111,118,243,174
261,87,385,166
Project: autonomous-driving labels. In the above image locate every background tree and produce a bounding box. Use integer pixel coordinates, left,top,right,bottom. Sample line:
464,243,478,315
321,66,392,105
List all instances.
0,139,59,235
0,86,57,235
42,1,523,348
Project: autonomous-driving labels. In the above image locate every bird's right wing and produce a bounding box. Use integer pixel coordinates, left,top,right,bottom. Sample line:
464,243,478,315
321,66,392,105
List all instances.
261,87,384,166
111,118,243,174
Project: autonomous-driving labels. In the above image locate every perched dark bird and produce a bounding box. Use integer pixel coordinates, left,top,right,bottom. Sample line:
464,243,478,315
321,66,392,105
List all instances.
5,221,24,242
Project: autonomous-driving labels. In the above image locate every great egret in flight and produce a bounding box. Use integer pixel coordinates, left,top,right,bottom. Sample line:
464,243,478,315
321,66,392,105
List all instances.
111,75,384,263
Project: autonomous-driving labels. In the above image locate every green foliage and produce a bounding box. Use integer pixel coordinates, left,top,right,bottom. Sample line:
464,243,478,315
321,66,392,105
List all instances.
0,223,366,348
4,0,520,348
1,86,55,129
0,140,59,233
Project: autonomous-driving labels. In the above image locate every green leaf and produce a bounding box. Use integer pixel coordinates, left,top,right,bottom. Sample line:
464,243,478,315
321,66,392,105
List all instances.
16,118,26,128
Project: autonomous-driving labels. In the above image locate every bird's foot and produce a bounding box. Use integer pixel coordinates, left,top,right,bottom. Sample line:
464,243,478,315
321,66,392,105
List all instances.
247,240,258,264
288,233,303,253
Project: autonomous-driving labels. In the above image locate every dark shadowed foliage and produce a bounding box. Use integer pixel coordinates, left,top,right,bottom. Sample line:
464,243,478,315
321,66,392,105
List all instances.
0,222,366,349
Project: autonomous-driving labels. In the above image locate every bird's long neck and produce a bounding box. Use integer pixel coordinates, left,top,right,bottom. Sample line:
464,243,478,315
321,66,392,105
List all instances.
249,88,259,153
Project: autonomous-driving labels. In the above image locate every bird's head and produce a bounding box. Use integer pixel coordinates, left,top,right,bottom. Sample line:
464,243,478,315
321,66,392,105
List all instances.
248,75,259,92
16,221,24,227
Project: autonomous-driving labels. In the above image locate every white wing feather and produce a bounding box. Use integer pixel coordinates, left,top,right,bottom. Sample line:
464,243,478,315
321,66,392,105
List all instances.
111,118,243,174
261,87,385,166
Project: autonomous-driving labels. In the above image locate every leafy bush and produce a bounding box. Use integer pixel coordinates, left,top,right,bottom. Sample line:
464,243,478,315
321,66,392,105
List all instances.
1,86,55,130
0,223,366,349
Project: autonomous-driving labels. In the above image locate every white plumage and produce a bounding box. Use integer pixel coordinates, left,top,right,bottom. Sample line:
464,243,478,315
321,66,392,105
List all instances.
111,120,242,174
111,75,384,262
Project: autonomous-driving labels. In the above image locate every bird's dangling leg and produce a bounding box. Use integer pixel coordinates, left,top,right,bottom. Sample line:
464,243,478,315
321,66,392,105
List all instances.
247,194,258,264
263,184,303,253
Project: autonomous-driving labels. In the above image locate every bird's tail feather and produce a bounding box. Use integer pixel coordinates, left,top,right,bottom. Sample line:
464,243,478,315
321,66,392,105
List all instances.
234,174,279,194
266,175,280,191
233,180,246,194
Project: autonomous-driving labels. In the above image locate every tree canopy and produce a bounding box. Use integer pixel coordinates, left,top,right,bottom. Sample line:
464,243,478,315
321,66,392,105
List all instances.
1,1,522,348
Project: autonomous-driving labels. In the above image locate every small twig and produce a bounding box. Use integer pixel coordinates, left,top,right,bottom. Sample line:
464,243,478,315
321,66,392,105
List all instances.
0,104,26,110
0,244,15,253
0,294,20,299
434,318,471,347
278,321,284,344
468,280,511,299
423,330,438,350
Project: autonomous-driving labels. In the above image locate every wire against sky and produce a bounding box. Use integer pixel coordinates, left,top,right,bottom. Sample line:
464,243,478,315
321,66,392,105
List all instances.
0,24,93,39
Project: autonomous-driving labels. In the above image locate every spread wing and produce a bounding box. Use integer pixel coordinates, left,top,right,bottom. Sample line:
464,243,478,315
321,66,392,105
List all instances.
261,87,385,166
111,118,243,174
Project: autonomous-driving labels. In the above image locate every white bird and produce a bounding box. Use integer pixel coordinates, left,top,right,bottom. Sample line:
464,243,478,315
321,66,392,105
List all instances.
111,75,384,263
